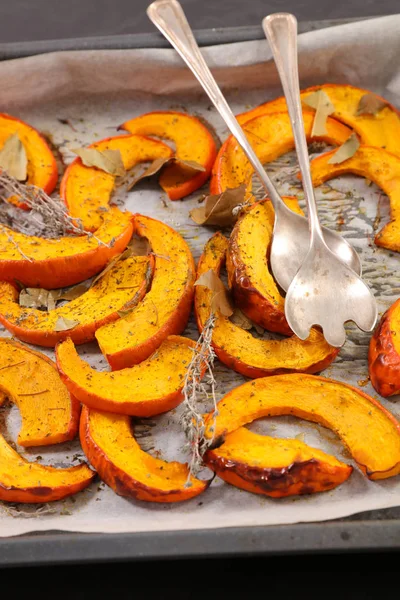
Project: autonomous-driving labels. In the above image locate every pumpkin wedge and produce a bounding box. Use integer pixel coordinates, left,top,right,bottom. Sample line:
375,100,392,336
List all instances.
205,427,352,498
0,338,79,446
0,113,57,208
227,198,303,335
0,435,94,503
61,134,173,231
121,111,217,200
210,110,351,194
237,84,400,156
0,207,134,289
204,374,400,480
310,145,400,252
96,214,195,370
56,335,195,417
0,255,153,347
80,406,209,503
195,233,339,379
369,299,400,397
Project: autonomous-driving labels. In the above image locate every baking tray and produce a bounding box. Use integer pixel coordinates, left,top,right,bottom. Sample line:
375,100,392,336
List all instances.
1,16,400,568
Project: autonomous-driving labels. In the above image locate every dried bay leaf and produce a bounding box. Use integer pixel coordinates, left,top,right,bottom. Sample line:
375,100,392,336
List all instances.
328,133,360,165
230,307,265,334
0,134,28,181
303,90,335,137
58,282,91,302
178,159,206,172
127,157,170,190
19,281,91,312
230,307,252,330
190,184,247,227
54,316,79,332
303,89,335,112
19,288,57,311
195,270,233,317
72,147,125,176
127,156,205,191
356,93,388,116
128,235,151,256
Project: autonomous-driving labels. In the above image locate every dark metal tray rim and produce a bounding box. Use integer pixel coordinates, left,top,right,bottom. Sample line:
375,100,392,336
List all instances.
0,17,369,60
0,17,398,565
2,518,400,567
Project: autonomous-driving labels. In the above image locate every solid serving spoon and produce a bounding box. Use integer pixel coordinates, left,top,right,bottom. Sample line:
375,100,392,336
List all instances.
263,12,377,347
146,0,362,292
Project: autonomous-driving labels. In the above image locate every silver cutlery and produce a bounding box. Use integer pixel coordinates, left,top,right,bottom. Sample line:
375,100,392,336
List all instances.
146,0,362,293
263,12,377,346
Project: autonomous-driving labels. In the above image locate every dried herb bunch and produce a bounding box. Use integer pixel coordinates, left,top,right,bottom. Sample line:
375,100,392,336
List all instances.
180,314,218,481
0,171,87,238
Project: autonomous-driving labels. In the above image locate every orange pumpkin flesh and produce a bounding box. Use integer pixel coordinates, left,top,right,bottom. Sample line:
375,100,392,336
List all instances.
0,255,153,347
310,145,400,252
61,134,173,231
56,335,195,417
237,84,400,156
0,435,94,503
121,111,217,200
0,113,57,207
227,198,303,335
195,233,339,379
205,428,352,498
0,338,79,447
205,374,400,480
210,110,351,194
369,299,400,397
80,406,208,503
96,214,195,370
0,207,134,289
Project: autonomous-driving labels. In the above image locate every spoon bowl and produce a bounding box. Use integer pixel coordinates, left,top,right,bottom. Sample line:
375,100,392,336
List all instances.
285,235,377,347
271,200,361,292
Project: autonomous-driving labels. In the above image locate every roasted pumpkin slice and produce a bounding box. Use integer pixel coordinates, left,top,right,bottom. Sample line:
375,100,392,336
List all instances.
0,435,94,503
227,198,302,335
210,110,351,194
310,145,400,252
0,207,133,289
0,113,57,207
369,298,400,397
0,338,79,446
61,134,173,231
96,214,195,370
0,255,153,347
80,406,208,503
195,233,338,379
237,84,400,155
121,111,217,200
204,373,400,480
56,335,195,417
205,427,352,498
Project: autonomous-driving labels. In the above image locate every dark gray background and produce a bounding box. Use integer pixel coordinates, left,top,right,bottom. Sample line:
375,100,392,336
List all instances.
0,0,397,43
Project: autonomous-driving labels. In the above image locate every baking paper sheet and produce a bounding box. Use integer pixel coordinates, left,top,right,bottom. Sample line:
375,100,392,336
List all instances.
1,14,400,537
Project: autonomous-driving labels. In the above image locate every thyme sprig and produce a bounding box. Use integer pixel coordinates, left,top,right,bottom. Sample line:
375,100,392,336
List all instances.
0,171,89,238
180,314,218,482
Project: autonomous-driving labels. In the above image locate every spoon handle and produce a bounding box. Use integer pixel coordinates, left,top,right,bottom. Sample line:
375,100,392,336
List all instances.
147,0,285,210
262,13,323,240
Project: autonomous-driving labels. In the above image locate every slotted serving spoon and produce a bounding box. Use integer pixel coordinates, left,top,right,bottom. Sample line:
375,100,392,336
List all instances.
263,12,377,347
146,0,362,292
